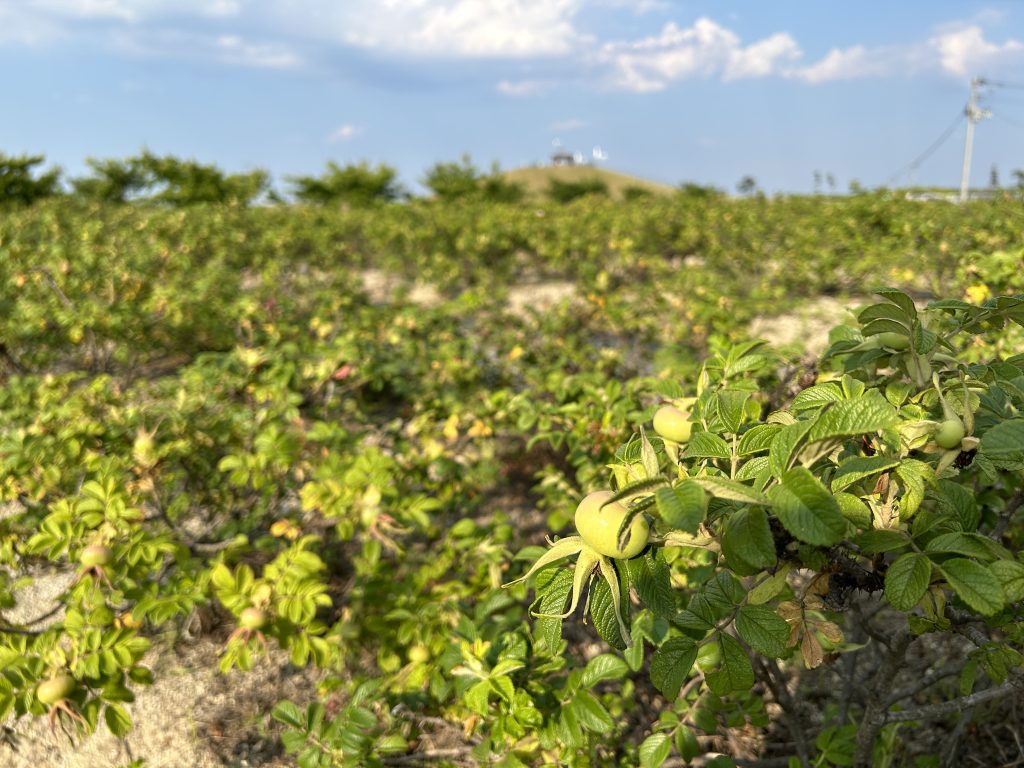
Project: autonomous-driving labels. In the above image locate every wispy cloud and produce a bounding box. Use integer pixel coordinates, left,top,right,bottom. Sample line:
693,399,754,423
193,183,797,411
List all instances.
496,79,552,96
327,124,363,142
216,34,300,69
551,117,586,131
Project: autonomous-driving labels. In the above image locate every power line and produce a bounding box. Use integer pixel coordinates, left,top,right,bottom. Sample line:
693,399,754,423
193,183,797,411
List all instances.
887,110,965,185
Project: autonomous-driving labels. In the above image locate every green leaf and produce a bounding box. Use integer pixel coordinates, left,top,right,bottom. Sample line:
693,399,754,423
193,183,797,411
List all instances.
769,419,815,477
874,288,918,320
830,456,900,492
690,475,770,506
604,477,668,506
589,571,628,651
895,459,933,519
792,384,844,411
722,508,776,570
581,653,629,688
737,424,781,456
980,419,1024,469
805,392,897,443
639,428,660,479
625,550,676,619
705,634,754,695
655,482,707,533
938,558,1006,616
853,529,911,554
858,301,912,327
834,492,872,528
748,565,791,605
649,637,697,700
572,690,615,732
990,560,1024,603
716,389,751,433
924,533,1003,562
272,700,306,729
104,702,132,738
735,605,789,657
533,568,574,654
683,431,732,460
884,553,932,611
768,467,846,546
639,732,672,768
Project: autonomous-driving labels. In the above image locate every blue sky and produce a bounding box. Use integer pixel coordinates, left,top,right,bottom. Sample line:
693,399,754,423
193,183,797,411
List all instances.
2,1,1024,193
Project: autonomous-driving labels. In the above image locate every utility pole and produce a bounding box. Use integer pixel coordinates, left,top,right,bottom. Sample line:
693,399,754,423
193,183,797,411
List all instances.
959,77,992,202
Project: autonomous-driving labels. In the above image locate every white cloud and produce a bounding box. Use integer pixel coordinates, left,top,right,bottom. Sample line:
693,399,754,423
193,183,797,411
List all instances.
928,24,1023,77
216,34,300,69
337,0,582,57
551,117,586,131
496,79,551,96
598,18,801,91
328,124,363,142
791,45,884,83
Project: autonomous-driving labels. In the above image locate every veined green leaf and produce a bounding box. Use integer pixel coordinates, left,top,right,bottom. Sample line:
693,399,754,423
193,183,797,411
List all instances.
767,467,846,546
884,552,931,611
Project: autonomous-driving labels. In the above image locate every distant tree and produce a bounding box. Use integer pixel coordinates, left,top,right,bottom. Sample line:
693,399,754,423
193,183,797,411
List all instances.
547,177,608,203
0,152,61,207
423,155,523,202
1013,169,1024,189
622,185,653,201
676,182,723,200
289,161,403,205
989,164,1000,188
736,175,759,196
73,152,270,206
71,156,150,203
140,152,269,206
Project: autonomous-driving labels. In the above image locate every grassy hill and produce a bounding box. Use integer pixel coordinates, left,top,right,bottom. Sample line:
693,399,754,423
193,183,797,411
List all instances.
503,164,675,201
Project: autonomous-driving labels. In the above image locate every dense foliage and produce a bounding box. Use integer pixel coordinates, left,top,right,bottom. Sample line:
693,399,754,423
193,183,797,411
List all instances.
1,194,1023,768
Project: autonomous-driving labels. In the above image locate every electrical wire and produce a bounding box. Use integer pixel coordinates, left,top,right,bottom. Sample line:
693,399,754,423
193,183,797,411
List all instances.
886,110,966,185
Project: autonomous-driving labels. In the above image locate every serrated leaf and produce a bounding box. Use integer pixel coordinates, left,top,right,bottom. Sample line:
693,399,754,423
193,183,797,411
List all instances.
769,419,815,477
938,558,1006,616
859,302,912,326
874,288,918,319
834,492,871,527
737,424,781,456
924,532,1003,561
581,653,629,688
853,529,911,554
830,456,900,492
572,690,615,732
655,483,707,533
990,560,1024,603
805,392,897,443
690,475,770,506
768,467,846,545
895,459,933,519
639,732,672,768
625,550,676,618
533,568,574,653
589,571,628,650
722,508,776,570
716,389,750,434
735,605,789,657
650,638,697,700
604,477,669,507
683,431,732,460
104,702,132,737
884,553,931,611
748,564,791,604
704,634,754,694
862,318,912,336
980,419,1024,469
793,384,844,411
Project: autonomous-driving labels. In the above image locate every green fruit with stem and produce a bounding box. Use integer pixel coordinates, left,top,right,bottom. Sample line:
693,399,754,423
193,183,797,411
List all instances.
37,674,76,706
574,491,649,560
239,607,269,631
935,419,965,450
876,331,910,350
653,405,692,444
79,545,113,568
